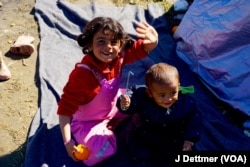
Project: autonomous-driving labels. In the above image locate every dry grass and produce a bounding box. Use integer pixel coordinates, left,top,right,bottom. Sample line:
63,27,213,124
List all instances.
112,0,175,11
69,0,175,12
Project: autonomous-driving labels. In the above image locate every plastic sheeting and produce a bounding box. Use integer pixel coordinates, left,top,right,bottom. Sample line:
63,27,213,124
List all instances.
174,0,250,131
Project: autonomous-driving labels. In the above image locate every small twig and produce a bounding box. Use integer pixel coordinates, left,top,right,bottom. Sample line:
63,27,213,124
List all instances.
22,59,27,66
126,71,134,93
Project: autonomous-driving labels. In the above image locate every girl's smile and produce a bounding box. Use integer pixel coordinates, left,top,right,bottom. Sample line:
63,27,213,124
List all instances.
90,30,122,63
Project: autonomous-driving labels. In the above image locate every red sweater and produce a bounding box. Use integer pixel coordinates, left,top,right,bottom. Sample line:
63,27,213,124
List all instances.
57,39,148,117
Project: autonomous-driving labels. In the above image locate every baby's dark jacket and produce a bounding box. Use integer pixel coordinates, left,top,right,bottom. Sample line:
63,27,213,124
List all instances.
116,85,201,151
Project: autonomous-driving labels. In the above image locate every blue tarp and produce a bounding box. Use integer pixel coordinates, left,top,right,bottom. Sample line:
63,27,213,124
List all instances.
174,0,250,150
174,0,250,131
22,0,250,166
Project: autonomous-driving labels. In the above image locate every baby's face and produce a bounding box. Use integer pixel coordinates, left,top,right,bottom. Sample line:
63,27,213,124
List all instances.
90,30,122,63
147,79,179,109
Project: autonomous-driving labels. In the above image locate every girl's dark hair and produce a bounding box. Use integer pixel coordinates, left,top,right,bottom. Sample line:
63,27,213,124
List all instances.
77,17,134,54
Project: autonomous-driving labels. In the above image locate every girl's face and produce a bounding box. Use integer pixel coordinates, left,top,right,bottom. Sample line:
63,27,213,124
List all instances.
89,29,122,63
146,78,179,109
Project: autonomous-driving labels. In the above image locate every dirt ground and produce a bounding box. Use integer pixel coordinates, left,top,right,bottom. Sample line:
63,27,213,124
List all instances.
0,0,175,166
0,0,39,160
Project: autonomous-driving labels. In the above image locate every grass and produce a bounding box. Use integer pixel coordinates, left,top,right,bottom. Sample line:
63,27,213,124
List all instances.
112,0,175,12
69,0,175,12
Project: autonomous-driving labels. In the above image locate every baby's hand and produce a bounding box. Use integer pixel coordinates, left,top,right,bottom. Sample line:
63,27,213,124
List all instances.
120,94,131,110
182,141,193,151
136,21,158,52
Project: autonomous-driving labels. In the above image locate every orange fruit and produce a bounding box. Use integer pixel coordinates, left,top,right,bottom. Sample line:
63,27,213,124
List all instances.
171,26,178,34
73,144,91,160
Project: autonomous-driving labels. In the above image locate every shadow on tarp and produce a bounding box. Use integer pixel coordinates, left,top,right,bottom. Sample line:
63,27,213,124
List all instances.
0,142,26,167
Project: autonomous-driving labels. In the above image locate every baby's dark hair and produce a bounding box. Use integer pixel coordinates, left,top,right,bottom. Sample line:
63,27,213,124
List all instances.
77,17,134,54
145,63,179,87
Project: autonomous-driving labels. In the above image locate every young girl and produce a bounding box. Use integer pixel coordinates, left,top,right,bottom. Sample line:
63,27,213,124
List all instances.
57,17,158,166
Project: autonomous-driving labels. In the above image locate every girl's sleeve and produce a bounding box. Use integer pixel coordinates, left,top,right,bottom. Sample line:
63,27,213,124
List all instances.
57,66,100,117
123,39,148,65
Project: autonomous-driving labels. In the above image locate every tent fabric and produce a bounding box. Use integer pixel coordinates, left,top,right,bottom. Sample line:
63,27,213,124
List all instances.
174,0,250,130
23,0,250,166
